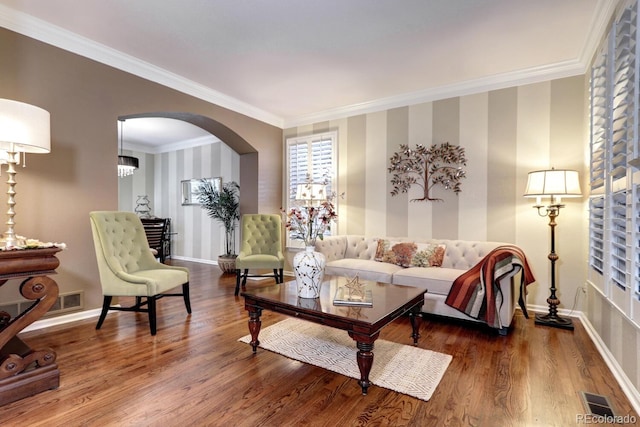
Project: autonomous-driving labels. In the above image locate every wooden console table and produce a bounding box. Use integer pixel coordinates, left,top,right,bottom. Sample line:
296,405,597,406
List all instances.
0,247,62,406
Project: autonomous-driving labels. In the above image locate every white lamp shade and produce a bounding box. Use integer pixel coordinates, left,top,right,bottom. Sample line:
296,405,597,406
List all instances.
524,169,582,198
296,183,326,201
0,99,50,153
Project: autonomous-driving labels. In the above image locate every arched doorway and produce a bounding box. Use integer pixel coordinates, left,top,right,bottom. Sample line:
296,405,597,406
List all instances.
117,112,259,263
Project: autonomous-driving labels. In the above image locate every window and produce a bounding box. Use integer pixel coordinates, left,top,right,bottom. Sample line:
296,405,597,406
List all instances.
588,0,640,318
285,131,337,247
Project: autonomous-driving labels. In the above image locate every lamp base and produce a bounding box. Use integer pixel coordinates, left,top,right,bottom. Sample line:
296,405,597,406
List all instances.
534,312,574,330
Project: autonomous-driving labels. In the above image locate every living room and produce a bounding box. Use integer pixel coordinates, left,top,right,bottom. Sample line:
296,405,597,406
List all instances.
0,1,638,424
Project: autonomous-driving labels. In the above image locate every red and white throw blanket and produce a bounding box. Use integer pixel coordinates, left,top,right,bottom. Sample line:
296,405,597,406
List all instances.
445,245,536,329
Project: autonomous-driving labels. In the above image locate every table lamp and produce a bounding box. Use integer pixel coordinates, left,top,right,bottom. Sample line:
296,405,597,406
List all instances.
0,99,51,248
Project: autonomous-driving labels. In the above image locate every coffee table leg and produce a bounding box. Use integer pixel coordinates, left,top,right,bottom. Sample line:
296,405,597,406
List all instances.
247,307,262,353
408,303,423,345
355,341,374,395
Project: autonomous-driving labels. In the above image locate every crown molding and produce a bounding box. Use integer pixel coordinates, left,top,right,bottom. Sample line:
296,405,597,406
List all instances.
124,134,220,154
577,0,620,69
283,59,585,128
0,5,284,129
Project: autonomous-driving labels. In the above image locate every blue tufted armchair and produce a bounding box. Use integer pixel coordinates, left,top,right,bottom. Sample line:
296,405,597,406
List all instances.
90,211,191,335
235,214,285,295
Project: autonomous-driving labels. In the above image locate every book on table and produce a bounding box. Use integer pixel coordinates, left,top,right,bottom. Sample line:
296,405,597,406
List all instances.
333,286,373,306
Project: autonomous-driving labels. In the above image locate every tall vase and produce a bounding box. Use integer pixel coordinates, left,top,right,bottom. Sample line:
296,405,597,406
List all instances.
293,246,326,298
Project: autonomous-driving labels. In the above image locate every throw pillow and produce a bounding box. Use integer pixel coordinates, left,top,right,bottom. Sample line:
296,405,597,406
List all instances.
411,243,446,267
375,239,418,268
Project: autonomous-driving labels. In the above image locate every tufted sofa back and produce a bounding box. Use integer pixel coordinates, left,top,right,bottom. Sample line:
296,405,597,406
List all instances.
239,214,283,256
438,239,506,270
90,211,158,276
314,235,508,270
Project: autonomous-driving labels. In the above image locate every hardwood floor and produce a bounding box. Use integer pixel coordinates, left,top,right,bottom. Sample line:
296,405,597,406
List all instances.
2,260,637,426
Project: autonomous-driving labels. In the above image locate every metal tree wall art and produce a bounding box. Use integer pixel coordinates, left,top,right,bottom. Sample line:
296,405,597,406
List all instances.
388,142,467,202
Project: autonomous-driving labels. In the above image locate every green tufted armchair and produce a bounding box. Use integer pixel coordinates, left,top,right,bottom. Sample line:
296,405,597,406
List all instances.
235,214,285,295
90,211,191,335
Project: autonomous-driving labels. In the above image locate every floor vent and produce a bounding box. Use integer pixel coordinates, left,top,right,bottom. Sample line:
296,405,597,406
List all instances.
580,391,615,417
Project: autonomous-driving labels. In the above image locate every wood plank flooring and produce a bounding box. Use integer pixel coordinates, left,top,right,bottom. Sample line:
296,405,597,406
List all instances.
1,260,637,426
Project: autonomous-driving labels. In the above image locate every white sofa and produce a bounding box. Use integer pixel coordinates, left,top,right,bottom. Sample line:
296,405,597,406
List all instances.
314,235,526,334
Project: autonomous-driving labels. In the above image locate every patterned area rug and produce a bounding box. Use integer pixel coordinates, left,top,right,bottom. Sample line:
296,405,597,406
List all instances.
238,317,452,401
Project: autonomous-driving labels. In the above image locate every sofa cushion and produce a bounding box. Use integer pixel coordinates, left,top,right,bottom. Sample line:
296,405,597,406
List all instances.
392,267,463,296
325,259,401,283
374,239,417,267
411,243,446,267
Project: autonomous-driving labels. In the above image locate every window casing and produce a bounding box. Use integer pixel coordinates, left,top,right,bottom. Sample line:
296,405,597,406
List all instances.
285,131,338,247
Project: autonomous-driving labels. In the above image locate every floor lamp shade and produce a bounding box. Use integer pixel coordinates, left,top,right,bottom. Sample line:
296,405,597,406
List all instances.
524,169,581,201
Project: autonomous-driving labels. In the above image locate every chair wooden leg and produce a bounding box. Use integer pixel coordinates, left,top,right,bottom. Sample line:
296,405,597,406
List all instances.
279,269,284,283
242,269,248,287
273,269,280,284
235,269,241,296
182,282,192,314
95,296,112,330
148,297,157,336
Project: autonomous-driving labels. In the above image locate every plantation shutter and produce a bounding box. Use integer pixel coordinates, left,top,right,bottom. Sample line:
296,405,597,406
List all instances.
589,196,605,275
288,142,309,201
588,0,640,319
590,43,608,191
609,189,628,291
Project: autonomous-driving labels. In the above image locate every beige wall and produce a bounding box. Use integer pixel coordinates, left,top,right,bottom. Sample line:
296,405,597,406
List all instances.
285,76,588,313
0,28,282,310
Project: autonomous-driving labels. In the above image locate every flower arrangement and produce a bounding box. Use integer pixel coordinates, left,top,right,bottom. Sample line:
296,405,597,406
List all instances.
284,200,337,247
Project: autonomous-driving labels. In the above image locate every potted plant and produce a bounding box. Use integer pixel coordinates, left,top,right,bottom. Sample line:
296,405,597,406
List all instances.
196,180,240,273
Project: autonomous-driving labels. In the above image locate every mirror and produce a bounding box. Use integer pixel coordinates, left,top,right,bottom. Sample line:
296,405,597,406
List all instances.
181,177,221,205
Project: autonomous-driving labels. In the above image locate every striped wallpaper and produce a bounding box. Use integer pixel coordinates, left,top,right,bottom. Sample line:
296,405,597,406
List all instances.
119,139,240,263
285,75,588,312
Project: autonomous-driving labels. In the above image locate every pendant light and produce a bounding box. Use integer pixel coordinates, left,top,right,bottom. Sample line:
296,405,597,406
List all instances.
117,118,138,178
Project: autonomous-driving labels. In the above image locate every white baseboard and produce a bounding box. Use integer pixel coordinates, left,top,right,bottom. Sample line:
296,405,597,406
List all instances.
525,303,579,318
24,307,103,333
170,255,218,265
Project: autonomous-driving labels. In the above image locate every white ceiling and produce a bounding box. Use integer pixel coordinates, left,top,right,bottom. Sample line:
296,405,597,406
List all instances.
0,0,612,147
118,117,215,153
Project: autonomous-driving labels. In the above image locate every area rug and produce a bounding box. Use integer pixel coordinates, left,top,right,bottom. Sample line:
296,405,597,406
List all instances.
238,317,452,401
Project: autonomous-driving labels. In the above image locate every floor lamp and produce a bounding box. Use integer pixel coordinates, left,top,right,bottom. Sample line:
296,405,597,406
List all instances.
524,168,581,330
0,99,51,248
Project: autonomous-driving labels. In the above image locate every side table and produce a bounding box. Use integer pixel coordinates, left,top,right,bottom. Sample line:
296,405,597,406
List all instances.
0,247,62,406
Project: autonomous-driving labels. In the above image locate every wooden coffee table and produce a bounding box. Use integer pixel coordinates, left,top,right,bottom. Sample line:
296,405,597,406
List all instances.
241,276,427,395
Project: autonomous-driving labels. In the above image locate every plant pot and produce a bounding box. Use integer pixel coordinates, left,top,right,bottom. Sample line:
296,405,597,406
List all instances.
293,246,326,298
218,255,237,274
